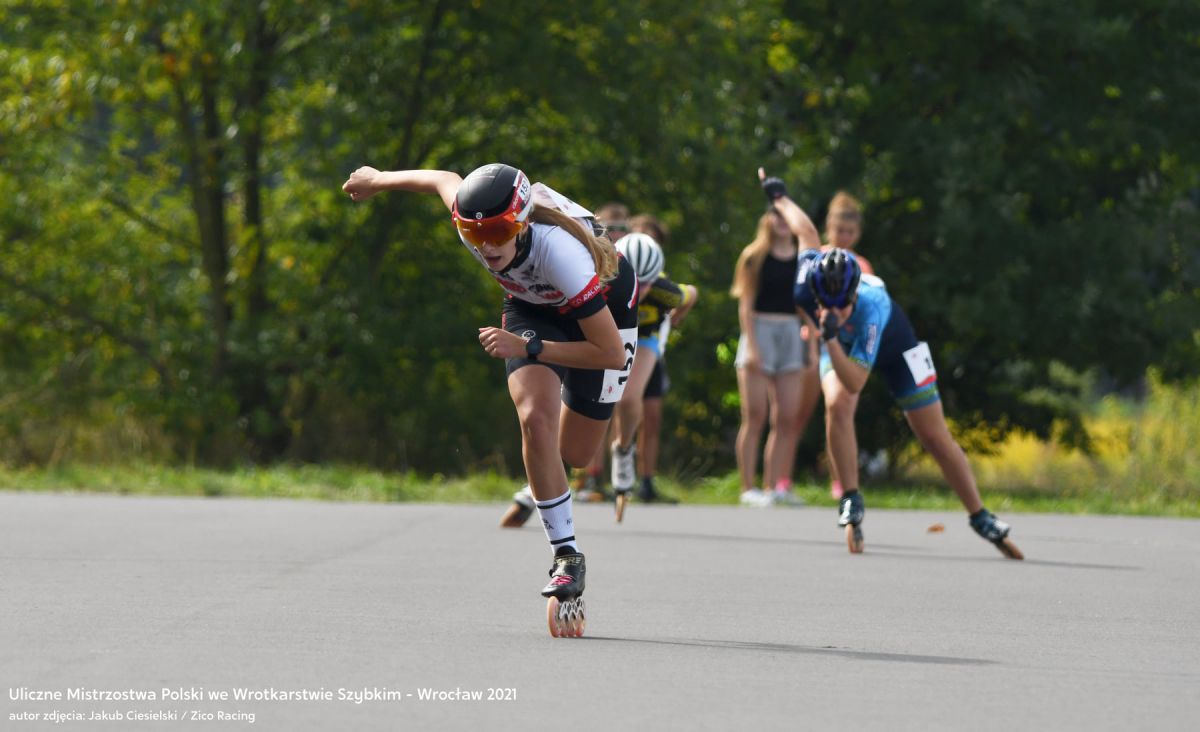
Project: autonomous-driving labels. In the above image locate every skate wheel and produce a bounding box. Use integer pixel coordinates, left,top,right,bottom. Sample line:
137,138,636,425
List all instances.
845,524,864,554
546,596,586,638
615,492,628,523
571,598,586,637
547,597,563,637
998,537,1024,560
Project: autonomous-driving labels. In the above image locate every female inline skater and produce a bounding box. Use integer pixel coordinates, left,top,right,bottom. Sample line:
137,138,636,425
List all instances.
342,163,641,635
629,214,691,505
763,170,1023,558
811,190,874,499
609,233,696,520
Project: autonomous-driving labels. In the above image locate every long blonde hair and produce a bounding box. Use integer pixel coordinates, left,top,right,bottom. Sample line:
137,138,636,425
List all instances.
730,211,780,299
529,205,619,281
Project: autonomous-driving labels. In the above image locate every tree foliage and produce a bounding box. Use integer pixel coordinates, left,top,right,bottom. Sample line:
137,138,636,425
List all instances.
1,0,1196,473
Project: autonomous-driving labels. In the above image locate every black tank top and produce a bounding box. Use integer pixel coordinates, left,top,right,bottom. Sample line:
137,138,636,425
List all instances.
753,253,798,314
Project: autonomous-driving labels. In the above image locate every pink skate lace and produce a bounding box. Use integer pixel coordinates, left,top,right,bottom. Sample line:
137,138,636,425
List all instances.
549,575,574,587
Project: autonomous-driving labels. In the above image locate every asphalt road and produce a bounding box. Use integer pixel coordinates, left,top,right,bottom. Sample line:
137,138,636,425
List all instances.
2,492,1197,731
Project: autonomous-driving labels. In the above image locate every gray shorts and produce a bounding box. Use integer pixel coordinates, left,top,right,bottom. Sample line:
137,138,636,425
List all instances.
735,314,809,375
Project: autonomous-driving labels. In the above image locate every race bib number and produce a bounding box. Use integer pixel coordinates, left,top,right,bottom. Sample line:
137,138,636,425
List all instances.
902,342,937,388
598,326,639,403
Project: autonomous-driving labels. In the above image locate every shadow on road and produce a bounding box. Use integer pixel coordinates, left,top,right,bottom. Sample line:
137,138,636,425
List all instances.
595,528,918,552
866,550,1139,571
584,636,995,666
586,528,1139,570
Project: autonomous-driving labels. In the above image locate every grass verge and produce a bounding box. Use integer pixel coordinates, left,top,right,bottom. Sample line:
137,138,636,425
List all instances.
0,463,1195,518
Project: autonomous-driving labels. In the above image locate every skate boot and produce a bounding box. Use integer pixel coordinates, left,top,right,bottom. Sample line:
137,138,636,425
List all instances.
837,490,865,554
969,509,1024,560
499,485,535,528
611,442,636,522
541,548,587,637
637,477,678,505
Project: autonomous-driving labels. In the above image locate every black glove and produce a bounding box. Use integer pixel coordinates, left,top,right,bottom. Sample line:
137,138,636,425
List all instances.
761,176,788,202
820,310,840,342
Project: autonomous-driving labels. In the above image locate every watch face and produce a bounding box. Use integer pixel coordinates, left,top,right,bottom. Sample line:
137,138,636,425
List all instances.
522,330,542,357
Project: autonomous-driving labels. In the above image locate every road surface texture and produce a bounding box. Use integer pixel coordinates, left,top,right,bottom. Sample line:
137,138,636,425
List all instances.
2,492,1196,731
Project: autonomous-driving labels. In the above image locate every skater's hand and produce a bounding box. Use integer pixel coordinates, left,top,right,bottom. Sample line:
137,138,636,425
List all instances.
478,327,528,359
742,348,763,372
342,166,381,201
758,167,788,202
820,310,840,342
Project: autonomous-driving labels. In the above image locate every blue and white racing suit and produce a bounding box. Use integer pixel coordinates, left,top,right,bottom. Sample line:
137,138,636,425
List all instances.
795,261,940,411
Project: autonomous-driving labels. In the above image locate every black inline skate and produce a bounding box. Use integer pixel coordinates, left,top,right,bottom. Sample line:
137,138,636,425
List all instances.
499,485,534,528
541,548,587,637
838,490,865,554
969,508,1024,560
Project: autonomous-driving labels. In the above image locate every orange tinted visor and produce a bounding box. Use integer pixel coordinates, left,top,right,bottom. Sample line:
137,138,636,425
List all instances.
454,214,524,248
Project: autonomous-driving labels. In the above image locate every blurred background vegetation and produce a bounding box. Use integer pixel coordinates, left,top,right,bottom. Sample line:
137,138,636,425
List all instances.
1,1,1196,505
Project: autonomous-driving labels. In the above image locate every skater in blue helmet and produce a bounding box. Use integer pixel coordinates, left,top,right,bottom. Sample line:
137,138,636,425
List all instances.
343,163,642,635
759,168,1023,559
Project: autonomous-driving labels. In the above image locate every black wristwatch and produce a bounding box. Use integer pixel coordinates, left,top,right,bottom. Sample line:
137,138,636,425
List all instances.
525,334,544,361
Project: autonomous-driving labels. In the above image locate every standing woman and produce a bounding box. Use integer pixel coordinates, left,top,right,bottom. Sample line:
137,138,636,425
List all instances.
824,191,874,275
730,188,813,507
342,163,639,636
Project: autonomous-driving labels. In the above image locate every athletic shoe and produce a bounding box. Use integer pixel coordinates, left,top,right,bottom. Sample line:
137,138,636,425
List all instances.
773,488,806,506
739,488,774,507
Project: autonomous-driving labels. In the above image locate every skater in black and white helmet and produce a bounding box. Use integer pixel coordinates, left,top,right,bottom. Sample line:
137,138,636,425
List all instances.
569,201,632,503
629,214,693,505
342,163,640,635
609,232,697,520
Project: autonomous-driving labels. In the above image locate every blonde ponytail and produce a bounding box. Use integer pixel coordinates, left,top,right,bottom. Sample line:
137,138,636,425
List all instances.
529,206,619,282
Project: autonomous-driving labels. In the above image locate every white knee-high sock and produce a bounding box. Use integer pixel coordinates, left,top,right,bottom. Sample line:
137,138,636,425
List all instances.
534,490,578,553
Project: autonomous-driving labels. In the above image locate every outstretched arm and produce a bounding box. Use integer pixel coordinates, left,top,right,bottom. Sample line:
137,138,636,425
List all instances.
342,167,462,211
757,167,821,250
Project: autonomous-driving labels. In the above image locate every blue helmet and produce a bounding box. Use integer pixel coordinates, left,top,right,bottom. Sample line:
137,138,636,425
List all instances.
807,248,861,308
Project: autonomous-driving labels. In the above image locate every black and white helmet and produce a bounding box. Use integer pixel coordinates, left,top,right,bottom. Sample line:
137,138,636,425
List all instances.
616,232,664,284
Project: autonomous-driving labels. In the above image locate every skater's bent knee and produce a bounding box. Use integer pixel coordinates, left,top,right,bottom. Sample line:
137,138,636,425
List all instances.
518,408,558,443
